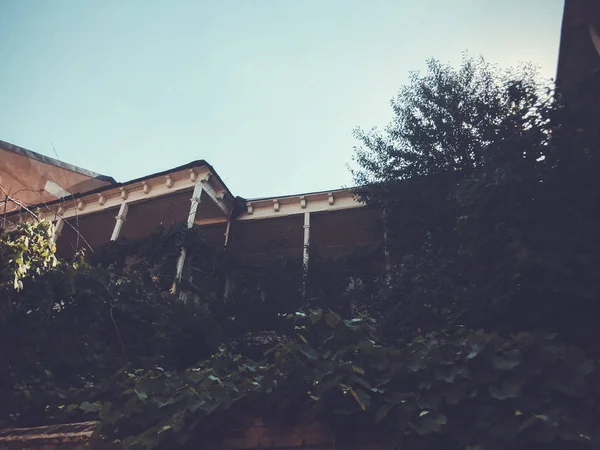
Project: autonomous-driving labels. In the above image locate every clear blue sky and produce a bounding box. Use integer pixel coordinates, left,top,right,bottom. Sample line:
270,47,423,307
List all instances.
0,0,564,198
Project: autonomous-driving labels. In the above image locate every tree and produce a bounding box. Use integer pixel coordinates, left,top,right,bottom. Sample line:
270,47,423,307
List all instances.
351,55,600,348
352,55,551,185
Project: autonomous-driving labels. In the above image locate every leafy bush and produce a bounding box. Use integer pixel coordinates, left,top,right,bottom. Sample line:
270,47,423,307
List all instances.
0,223,221,428
78,310,599,449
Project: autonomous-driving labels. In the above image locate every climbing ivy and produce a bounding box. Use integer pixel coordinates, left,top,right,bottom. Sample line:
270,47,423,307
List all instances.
0,221,58,291
69,310,599,450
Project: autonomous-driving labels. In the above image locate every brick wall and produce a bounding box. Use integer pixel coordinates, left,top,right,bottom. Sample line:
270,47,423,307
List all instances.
0,422,96,450
219,419,334,449
0,420,379,450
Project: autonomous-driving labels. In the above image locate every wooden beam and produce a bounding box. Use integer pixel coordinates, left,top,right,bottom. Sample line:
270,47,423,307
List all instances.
200,181,231,217
303,212,310,272
224,220,231,248
110,203,129,241
187,183,203,227
302,212,310,298
236,193,364,221
174,182,204,287
38,167,211,223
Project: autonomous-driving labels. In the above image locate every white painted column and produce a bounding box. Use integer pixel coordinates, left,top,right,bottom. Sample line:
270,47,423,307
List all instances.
186,183,203,228
303,212,311,269
222,219,234,302
302,212,311,281
223,220,231,248
173,183,203,287
110,203,129,241
51,218,64,244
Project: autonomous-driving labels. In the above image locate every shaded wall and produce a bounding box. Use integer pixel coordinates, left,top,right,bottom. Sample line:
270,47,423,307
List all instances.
0,147,112,212
556,0,600,93
120,188,194,240
55,208,119,259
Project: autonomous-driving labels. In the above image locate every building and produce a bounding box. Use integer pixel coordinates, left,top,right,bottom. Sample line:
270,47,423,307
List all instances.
556,0,600,91
1,143,384,290
3,0,592,289
0,140,115,213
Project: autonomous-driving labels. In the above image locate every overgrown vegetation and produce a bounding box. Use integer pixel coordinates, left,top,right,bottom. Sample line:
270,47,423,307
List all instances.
353,56,600,348
2,55,600,449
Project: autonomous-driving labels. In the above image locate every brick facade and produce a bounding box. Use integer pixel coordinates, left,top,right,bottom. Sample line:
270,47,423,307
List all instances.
0,420,380,450
0,422,96,450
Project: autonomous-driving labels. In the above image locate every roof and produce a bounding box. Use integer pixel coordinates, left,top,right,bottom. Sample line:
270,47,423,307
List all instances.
0,139,116,183
245,186,356,202
4,159,233,217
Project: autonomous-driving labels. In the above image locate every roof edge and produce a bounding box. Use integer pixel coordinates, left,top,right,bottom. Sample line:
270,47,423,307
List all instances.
5,160,230,215
0,139,116,183
244,186,358,202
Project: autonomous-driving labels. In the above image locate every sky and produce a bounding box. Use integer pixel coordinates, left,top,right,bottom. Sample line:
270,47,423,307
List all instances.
0,0,564,198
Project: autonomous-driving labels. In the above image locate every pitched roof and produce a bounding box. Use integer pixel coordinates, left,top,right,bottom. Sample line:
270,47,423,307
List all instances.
0,139,116,183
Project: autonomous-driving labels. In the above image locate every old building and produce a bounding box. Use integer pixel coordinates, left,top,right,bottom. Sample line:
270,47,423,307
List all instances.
1,146,384,289
0,140,114,213
556,0,600,91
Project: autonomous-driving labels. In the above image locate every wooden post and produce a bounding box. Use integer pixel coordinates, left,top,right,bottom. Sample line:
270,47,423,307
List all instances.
110,203,129,241
303,212,310,271
51,218,64,244
223,220,231,248
223,219,232,302
172,183,203,292
302,212,310,297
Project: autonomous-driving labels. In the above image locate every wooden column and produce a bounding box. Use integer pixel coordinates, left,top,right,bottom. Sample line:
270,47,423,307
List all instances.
173,183,203,289
110,203,129,241
223,219,232,302
223,220,231,248
51,218,64,244
303,212,310,272
302,212,311,297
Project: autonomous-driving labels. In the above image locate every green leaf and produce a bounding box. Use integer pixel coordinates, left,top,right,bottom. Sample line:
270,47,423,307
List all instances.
351,365,365,374
492,349,521,370
79,401,101,413
466,344,482,360
489,381,521,400
309,309,323,325
325,311,342,328
135,389,149,401
375,403,391,423
351,388,371,411
298,345,319,361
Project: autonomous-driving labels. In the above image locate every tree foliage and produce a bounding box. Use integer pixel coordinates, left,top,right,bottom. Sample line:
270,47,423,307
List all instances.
0,223,221,428
62,311,600,449
0,221,58,292
352,56,600,347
